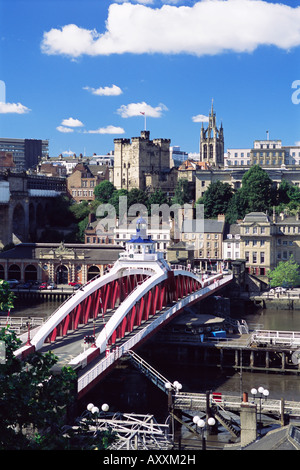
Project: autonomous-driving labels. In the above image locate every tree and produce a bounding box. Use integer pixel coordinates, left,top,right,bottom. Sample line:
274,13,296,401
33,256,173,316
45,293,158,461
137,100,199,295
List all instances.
172,179,192,205
197,181,234,219
240,165,276,213
147,189,168,209
0,328,115,449
0,280,15,312
268,256,300,288
94,181,116,203
0,328,77,449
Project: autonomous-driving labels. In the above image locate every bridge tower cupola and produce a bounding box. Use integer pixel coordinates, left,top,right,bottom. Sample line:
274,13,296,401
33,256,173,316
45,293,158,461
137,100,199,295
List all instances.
121,216,161,261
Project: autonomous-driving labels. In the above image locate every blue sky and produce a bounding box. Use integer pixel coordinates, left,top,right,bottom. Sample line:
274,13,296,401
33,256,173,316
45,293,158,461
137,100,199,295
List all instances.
1,0,300,157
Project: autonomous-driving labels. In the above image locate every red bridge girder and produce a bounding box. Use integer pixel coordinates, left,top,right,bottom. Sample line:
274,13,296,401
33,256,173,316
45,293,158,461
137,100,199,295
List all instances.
107,272,202,347
45,273,149,344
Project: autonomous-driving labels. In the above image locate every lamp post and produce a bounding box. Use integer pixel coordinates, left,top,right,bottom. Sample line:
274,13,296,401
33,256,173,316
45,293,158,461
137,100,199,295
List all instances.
26,316,31,346
193,416,216,450
251,386,269,435
165,380,183,447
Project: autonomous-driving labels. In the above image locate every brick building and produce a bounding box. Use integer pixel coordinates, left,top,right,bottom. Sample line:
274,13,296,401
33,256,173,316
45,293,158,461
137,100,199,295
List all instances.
67,163,109,202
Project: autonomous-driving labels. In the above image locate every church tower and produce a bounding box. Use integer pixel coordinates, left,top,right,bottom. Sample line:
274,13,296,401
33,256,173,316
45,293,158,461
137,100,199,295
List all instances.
200,101,224,167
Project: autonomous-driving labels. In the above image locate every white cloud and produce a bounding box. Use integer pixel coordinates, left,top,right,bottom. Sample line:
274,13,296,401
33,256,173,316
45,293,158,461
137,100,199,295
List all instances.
117,101,168,118
41,1,300,58
0,102,30,114
85,125,125,134
61,117,84,127
83,84,123,96
56,126,74,133
192,114,209,123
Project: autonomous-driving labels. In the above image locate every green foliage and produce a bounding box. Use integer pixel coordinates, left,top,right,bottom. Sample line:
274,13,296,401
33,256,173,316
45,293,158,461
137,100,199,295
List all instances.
240,165,276,213
0,328,116,449
69,200,90,221
172,179,192,205
197,181,234,219
0,328,76,449
0,280,16,312
268,256,300,288
147,188,168,208
94,181,116,203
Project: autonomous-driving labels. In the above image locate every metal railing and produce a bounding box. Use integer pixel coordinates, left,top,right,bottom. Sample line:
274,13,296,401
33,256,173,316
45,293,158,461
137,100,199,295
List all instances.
77,274,233,393
251,330,300,348
174,392,300,417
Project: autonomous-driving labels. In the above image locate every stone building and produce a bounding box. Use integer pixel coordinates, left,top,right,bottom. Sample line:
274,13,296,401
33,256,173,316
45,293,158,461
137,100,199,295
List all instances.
181,214,226,272
239,211,300,279
113,130,177,195
67,162,109,202
0,242,123,285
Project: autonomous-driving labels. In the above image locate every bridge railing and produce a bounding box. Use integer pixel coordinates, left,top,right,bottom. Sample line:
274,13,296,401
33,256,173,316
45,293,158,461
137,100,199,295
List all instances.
78,274,233,394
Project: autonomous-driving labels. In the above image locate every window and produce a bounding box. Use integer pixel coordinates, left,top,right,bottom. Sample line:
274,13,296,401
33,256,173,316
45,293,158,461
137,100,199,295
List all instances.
245,251,249,262
252,252,257,263
260,252,265,263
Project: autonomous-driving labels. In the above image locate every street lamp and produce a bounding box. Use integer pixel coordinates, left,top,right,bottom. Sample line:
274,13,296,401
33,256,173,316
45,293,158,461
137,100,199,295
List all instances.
251,386,269,435
193,415,216,450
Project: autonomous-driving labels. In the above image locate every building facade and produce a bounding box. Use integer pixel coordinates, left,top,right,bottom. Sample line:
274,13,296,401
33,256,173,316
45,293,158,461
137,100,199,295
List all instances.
113,130,177,194
0,138,49,171
0,242,123,285
67,163,109,202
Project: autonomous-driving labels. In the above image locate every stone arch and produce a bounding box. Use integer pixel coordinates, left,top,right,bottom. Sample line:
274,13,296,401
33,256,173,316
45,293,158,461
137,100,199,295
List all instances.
29,203,36,241
24,264,37,282
36,203,45,228
56,265,69,284
12,203,26,243
8,264,21,281
87,265,100,281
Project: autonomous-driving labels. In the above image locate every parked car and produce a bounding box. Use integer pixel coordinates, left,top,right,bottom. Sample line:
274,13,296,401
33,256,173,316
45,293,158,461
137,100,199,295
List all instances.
20,282,33,289
73,284,82,290
47,282,57,290
7,279,20,287
69,281,81,286
39,282,48,289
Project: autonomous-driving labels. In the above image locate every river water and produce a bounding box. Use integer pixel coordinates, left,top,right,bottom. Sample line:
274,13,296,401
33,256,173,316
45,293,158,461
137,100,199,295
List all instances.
8,298,300,425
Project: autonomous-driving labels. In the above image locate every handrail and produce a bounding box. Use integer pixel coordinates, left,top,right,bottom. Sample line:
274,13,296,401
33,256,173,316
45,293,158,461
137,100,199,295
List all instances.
78,275,233,393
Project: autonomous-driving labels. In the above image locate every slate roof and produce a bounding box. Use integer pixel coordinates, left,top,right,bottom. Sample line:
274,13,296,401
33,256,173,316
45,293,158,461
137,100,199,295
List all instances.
0,243,123,264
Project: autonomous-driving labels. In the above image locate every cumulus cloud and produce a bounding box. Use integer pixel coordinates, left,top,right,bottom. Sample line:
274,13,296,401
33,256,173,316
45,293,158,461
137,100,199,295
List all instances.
85,125,125,134
0,102,30,114
117,101,168,118
61,117,84,127
56,126,74,133
192,114,209,123
41,1,300,58
83,84,123,96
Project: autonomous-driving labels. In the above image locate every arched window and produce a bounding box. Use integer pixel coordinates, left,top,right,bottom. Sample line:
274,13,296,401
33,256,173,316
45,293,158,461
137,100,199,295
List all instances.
24,264,37,282
8,264,21,281
56,265,68,284
87,265,100,281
